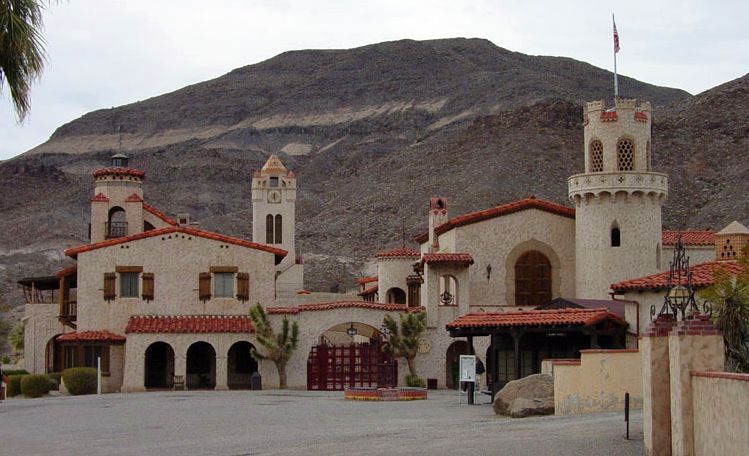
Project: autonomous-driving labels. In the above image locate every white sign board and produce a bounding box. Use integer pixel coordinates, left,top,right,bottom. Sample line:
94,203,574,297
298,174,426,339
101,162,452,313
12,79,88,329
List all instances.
459,355,476,383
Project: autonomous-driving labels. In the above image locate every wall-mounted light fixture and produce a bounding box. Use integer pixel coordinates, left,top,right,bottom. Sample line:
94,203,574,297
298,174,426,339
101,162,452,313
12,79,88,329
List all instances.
486,264,492,281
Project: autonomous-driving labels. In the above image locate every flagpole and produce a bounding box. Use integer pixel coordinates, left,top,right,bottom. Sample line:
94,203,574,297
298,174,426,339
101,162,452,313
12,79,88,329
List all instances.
613,13,619,99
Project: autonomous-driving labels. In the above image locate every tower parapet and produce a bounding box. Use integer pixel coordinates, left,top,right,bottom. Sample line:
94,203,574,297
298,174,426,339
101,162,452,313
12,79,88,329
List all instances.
571,100,668,299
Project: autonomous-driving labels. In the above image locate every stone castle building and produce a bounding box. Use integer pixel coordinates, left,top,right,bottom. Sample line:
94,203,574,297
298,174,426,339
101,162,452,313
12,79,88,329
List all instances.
19,98,744,393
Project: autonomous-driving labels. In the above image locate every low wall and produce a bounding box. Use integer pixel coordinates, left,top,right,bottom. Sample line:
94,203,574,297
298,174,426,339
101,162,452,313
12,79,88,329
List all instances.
553,349,642,416
692,371,749,456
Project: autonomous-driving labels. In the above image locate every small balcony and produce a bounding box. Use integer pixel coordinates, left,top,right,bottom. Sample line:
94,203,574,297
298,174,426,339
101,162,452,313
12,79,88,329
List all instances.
59,300,77,328
105,221,128,239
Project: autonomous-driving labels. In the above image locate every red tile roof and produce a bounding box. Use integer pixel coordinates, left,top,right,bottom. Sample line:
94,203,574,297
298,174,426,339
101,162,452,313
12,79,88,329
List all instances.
64,226,287,261
415,197,575,243
662,230,715,246
126,315,253,334
421,253,474,266
93,167,145,179
267,301,424,314
55,265,77,278
634,111,648,122
125,193,144,202
600,111,618,122
143,203,178,226
58,330,126,344
611,260,743,292
358,285,379,296
90,193,109,202
357,276,378,285
446,308,626,330
375,246,421,259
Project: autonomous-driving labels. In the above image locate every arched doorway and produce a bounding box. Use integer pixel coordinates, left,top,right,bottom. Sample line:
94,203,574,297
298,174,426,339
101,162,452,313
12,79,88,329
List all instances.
186,341,216,389
308,323,396,390
386,287,406,304
446,340,469,389
515,250,552,307
45,334,64,373
227,341,258,390
145,342,175,389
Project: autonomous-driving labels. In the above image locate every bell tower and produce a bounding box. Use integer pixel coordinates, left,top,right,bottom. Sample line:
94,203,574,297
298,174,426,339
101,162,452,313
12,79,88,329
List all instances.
568,99,668,298
252,154,303,297
90,154,145,243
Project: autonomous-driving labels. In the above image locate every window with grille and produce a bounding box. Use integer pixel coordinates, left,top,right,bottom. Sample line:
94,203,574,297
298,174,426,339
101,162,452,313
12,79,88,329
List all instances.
214,272,234,298
589,140,604,172
617,138,634,171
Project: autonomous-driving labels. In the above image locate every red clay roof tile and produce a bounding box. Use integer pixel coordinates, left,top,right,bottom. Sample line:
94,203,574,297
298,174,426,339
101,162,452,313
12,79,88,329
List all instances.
125,193,144,202
267,301,423,314
415,197,575,243
64,226,287,260
662,230,715,246
358,285,379,296
375,246,420,259
58,330,126,344
446,308,626,329
55,265,77,278
421,253,474,266
143,203,178,226
356,276,378,285
90,193,109,202
611,260,743,292
93,167,145,179
126,315,253,333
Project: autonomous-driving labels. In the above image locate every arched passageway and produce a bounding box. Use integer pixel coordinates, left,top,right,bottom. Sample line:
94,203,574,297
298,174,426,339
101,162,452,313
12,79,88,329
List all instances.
446,340,469,389
45,334,64,373
145,342,175,389
227,341,258,390
186,341,216,389
386,287,406,304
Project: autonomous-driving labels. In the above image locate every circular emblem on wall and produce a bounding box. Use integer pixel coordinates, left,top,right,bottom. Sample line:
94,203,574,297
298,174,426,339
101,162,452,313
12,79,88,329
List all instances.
268,190,281,203
417,338,431,354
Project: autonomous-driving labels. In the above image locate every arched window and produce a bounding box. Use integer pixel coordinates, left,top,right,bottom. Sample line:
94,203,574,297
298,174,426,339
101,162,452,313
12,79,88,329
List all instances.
439,275,458,306
617,138,634,171
386,287,406,304
611,224,621,247
107,206,127,239
514,251,551,307
265,214,274,244
274,214,282,244
589,140,604,172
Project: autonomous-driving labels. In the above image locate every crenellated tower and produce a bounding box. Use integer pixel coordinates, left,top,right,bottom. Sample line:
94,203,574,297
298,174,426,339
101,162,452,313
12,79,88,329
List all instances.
252,155,303,298
568,99,668,299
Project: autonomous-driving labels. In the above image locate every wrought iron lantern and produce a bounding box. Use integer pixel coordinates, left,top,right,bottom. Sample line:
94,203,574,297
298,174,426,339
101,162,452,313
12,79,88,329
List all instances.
652,234,711,320
346,323,358,338
440,290,454,306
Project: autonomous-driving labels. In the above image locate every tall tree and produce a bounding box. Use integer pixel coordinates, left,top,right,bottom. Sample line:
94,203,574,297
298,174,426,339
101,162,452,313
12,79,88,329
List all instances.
0,0,53,120
248,303,299,389
701,246,749,372
382,311,427,386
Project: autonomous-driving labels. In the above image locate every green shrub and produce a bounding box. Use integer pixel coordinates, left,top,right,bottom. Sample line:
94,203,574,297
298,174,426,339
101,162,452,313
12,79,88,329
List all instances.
405,373,425,388
63,368,97,395
6,374,27,396
3,369,29,377
21,374,50,398
1,355,10,364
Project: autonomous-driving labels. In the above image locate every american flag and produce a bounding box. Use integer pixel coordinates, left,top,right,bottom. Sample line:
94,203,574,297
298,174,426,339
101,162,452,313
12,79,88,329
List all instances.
613,15,620,53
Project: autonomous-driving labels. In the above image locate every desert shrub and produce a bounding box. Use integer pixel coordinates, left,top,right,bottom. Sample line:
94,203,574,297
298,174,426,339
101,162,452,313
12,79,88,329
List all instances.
1,355,10,363
21,374,50,398
63,368,97,395
405,373,425,388
6,374,27,396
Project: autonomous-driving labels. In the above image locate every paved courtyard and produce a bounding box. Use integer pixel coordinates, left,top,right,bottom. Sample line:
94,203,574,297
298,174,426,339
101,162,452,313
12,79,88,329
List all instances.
1,390,643,455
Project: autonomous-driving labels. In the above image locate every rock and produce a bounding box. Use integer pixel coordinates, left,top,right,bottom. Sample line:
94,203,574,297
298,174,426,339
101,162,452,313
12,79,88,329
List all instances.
493,373,554,418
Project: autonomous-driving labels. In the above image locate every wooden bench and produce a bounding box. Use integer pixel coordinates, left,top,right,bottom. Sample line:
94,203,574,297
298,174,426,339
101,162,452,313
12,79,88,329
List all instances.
173,375,185,391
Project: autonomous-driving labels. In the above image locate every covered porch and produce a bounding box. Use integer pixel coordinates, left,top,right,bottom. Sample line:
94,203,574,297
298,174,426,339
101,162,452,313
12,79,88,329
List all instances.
446,308,628,399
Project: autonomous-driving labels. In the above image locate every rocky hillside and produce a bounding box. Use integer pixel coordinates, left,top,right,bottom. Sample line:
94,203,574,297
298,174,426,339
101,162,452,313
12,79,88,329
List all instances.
1,39,747,330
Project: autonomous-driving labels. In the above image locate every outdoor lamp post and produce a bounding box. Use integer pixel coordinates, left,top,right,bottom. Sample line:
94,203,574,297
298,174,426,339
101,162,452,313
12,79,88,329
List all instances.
653,233,710,320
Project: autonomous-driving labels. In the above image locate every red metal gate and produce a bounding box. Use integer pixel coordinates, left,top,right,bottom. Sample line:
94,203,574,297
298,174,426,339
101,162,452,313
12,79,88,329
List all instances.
307,339,398,391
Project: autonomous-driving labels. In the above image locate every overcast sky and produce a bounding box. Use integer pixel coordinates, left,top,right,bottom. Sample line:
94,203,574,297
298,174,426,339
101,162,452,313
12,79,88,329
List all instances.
1,0,747,160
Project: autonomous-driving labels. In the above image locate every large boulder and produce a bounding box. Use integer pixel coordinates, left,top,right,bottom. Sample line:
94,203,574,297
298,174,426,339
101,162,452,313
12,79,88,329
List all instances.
493,373,554,418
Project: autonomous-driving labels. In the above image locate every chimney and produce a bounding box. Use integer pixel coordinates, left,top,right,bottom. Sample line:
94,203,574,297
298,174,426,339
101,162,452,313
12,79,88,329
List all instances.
428,197,448,252
715,221,749,261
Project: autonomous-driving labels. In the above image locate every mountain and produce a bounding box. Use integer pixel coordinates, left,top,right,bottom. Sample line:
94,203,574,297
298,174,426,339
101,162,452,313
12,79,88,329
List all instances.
0,38,746,329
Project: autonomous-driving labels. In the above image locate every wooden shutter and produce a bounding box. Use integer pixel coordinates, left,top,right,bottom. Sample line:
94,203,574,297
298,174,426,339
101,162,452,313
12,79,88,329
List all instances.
199,272,212,301
236,273,250,301
103,273,116,301
142,273,154,301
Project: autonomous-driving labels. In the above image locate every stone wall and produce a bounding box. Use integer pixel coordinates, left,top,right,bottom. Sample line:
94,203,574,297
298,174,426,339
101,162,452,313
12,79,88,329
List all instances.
691,372,749,456
553,349,642,416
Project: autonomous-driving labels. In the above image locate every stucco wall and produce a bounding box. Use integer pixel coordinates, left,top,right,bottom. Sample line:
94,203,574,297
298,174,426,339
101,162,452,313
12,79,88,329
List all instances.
23,302,69,373
662,245,714,271
553,349,642,416
692,372,749,456
377,258,416,304
75,234,277,334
